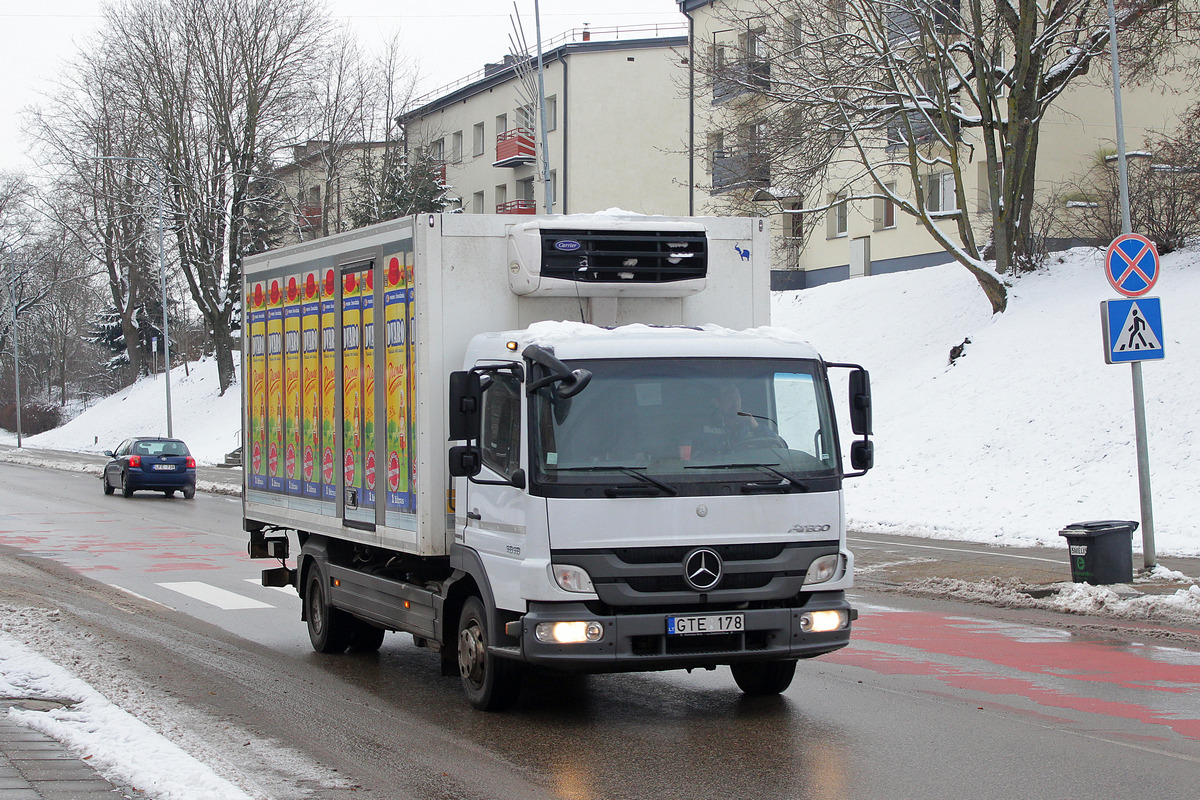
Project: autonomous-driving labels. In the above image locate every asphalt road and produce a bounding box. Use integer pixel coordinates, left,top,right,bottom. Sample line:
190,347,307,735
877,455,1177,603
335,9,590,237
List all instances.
0,460,1198,800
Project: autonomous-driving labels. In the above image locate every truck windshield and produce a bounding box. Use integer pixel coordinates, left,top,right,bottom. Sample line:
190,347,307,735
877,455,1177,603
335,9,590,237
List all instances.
530,358,840,497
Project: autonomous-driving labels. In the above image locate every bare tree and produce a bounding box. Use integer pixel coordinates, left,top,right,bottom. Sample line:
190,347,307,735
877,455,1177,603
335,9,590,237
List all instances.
697,0,1193,313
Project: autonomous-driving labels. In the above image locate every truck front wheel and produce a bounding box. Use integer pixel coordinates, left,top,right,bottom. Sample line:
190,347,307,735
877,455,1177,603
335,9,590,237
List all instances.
731,660,797,695
457,596,523,711
305,569,351,654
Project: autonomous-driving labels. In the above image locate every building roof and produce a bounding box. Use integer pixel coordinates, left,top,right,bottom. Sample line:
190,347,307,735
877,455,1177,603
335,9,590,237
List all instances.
678,0,715,12
399,34,688,122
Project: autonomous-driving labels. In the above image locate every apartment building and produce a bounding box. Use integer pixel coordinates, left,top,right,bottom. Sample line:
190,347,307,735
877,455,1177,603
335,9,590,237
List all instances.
680,0,1197,288
399,27,691,217
274,140,392,244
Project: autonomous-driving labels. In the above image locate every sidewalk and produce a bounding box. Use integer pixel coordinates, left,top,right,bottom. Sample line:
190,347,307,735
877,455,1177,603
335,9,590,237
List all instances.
0,705,146,800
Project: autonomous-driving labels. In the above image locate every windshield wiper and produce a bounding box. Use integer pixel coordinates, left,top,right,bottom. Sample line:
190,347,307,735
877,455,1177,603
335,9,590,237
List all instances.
686,462,814,493
551,465,679,496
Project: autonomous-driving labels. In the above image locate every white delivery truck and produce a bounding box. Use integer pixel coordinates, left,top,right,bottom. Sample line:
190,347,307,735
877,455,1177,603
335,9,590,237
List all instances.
242,212,873,710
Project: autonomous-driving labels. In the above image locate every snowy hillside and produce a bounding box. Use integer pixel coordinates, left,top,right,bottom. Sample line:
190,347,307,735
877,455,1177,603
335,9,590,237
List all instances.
4,245,1196,556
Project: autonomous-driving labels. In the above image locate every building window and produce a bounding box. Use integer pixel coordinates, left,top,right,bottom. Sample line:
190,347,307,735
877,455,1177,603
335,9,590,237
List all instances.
473,123,485,157
451,131,463,163
546,96,557,132
495,183,507,208
496,113,508,137
430,138,445,163
827,193,848,238
549,170,557,207
518,177,535,202
925,172,957,213
875,182,896,230
516,103,535,132
473,191,485,214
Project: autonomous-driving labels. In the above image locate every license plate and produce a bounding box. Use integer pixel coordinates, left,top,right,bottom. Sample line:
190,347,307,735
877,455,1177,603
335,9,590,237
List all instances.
152,464,175,471
667,613,744,635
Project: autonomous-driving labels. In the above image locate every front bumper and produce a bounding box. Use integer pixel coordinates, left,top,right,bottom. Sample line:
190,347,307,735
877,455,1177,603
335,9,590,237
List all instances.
505,592,854,672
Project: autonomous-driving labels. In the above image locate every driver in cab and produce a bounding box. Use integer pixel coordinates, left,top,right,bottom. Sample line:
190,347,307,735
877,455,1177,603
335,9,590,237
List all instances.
693,383,758,456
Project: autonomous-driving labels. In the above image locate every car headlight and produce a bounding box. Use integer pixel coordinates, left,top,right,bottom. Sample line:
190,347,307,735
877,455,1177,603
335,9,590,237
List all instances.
551,564,595,593
804,554,840,585
535,621,605,644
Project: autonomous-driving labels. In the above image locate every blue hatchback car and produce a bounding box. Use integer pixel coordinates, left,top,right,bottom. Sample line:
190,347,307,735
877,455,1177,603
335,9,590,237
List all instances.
102,437,197,499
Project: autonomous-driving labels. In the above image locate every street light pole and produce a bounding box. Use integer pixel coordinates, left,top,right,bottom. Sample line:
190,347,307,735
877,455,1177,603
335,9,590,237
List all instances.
8,259,20,448
95,155,173,438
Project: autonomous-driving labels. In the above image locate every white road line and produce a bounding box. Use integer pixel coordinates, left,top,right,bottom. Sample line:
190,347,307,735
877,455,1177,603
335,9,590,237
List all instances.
848,535,1063,564
157,581,274,610
244,578,299,596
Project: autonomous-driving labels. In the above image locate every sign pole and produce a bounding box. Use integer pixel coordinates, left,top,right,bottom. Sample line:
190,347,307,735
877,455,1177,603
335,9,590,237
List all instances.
1105,0,1155,569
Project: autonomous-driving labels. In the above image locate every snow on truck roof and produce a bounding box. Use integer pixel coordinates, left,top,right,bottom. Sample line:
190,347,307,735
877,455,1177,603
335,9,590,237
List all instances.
477,321,822,361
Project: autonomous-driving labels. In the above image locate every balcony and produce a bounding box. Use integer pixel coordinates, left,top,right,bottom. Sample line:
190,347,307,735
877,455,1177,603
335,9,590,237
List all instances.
494,128,536,167
712,150,770,193
712,59,770,105
298,204,322,230
497,199,536,215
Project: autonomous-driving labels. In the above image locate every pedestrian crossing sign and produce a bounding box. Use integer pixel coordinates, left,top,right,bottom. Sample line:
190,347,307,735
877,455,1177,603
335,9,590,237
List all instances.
1101,297,1164,364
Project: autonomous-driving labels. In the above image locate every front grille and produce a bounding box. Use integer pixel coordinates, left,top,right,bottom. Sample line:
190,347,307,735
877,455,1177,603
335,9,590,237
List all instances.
630,630,772,656
612,542,786,565
625,572,776,593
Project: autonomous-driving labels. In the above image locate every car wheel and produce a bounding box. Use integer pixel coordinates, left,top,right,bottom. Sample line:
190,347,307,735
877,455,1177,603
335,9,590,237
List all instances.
305,568,351,654
163,490,175,497
457,596,523,711
121,473,134,498
103,475,114,495
182,484,195,500
730,660,797,696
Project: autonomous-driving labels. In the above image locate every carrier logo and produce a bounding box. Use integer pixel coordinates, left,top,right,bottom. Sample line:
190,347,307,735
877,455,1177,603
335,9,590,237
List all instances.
554,239,582,252
683,548,723,591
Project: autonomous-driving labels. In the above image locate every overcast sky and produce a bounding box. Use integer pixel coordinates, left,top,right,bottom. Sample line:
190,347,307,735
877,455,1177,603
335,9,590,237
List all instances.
0,0,685,174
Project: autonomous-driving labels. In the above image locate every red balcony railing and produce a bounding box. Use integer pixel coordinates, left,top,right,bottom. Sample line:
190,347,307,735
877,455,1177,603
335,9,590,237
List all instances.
497,199,537,215
299,204,323,230
494,128,536,167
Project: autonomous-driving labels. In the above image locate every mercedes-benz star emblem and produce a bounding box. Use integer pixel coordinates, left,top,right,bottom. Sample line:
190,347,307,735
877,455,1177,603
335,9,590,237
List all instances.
683,548,722,591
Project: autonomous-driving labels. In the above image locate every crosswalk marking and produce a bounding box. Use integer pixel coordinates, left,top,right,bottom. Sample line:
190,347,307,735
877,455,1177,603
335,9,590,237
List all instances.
245,578,298,596
157,581,274,610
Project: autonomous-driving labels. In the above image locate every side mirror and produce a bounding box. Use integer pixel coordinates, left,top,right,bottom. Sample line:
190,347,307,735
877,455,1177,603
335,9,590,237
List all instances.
448,371,481,441
448,445,482,477
850,440,874,472
103,450,115,458
849,369,872,436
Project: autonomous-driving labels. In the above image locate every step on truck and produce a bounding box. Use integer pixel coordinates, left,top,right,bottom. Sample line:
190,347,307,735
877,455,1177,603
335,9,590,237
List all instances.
242,212,873,710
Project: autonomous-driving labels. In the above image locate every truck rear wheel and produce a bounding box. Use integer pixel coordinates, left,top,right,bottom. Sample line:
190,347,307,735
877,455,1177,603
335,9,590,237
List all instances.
731,660,797,695
457,596,522,711
305,569,351,653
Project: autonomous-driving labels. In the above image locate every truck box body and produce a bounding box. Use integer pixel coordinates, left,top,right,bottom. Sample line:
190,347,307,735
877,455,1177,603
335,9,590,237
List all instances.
242,213,771,556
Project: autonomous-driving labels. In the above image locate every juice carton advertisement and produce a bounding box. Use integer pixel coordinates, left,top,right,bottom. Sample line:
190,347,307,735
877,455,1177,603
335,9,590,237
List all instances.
283,274,303,496
248,281,268,491
342,272,362,496
362,269,376,508
301,270,322,499
266,278,285,493
407,253,417,510
384,252,412,513
320,269,337,502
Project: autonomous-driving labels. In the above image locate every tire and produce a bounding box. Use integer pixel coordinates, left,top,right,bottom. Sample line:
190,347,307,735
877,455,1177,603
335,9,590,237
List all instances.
121,473,134,498
163,490,175,497
103,475,114,495
348,620,386,652
457,596,523,711
182,484,195,500
305,568,351,653
731,660,797,696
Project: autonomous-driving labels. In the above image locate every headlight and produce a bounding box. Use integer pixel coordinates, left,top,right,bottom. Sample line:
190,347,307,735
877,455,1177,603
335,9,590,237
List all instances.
551,564,595,593
800,610,848,633
804,554,840,585
535,621,605,644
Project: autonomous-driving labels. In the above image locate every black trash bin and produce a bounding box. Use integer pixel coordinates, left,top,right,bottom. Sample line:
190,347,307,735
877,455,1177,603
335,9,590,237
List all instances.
1058,520,1138,585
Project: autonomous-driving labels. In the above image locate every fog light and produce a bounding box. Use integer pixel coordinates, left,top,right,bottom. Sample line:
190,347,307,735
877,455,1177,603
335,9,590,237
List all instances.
551,564,595,593
535,621,605,644
804,554,840,585
800,610,846,633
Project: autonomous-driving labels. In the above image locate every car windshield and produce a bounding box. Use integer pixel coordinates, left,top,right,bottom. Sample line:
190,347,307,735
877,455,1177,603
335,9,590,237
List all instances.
133,440,189,457
530,357,839,494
